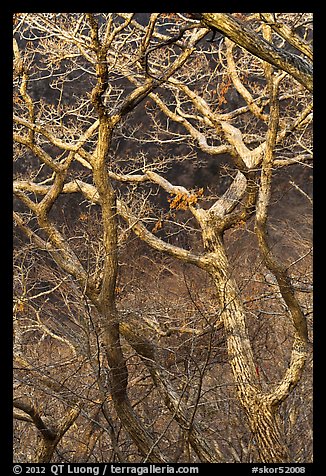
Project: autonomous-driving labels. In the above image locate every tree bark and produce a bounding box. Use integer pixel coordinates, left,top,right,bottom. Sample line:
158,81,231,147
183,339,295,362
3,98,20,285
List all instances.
199,217,291,462
194,13,313,92
246,398,290,462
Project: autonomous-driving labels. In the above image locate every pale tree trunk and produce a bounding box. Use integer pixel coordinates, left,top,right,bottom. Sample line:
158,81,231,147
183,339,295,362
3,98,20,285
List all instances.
194,64,307,461
200,221,291,462
17,153,306,462
246,398,290,462
119,166,307,462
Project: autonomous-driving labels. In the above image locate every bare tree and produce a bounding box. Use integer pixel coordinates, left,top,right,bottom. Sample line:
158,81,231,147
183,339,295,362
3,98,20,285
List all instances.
13,13,312,463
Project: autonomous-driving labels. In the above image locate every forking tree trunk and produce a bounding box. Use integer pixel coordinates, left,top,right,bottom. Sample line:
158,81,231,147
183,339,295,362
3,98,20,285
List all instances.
200,218,290,462
118,171,305,462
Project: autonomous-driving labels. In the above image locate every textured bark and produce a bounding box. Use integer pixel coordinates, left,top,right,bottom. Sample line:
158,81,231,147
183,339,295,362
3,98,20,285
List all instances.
200,221,259,390
117,166,307,462
196,13,313,92
198,216,292,462
83,16,170,459
246,399,290,462
260,13,313,61
14,153,307,463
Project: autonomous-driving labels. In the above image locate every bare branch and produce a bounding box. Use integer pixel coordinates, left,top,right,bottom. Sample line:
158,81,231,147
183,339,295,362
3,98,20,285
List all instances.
195,13,313,91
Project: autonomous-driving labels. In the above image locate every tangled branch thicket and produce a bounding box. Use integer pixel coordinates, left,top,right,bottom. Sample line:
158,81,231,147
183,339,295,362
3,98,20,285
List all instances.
13,13,312,463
